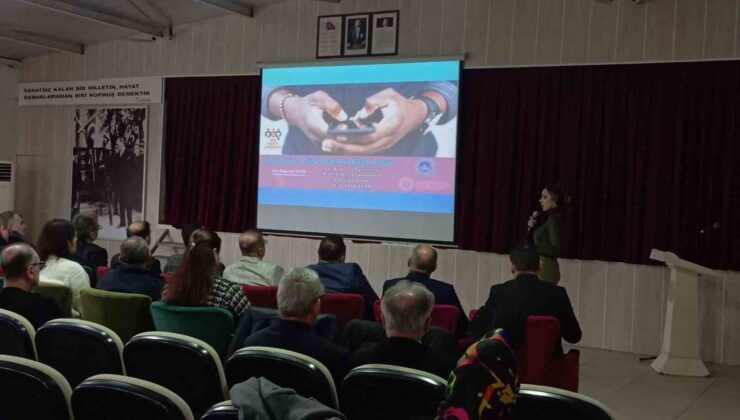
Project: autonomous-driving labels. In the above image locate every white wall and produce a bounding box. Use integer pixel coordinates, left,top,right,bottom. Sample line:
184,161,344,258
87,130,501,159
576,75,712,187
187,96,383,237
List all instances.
13,0,740,365
0,64,19,163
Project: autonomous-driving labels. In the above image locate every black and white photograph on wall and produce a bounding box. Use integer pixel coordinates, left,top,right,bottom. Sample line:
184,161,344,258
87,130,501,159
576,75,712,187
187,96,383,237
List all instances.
72,107,146,240
344,14,369,56
371,11,399,55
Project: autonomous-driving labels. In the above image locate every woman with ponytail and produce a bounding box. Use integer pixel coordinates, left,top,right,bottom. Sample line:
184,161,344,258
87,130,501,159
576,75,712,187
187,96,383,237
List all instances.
164,228,250,317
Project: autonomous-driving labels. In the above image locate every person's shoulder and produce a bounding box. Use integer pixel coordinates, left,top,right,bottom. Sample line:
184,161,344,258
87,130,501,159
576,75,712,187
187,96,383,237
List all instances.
348,262,364,273
427,277,455,291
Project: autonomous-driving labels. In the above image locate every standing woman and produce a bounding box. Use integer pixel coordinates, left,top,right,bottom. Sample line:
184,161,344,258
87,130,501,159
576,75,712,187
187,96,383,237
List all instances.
529,184,569,284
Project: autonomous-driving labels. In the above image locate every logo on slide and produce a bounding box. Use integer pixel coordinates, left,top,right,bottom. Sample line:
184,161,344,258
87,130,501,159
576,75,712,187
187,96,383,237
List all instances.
416,159,435,177
264,128,282,150
398,177,414,191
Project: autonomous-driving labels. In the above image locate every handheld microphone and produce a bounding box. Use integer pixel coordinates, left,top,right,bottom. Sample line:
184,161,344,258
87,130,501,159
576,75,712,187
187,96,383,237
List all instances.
526,210,540,235
699,222,720,235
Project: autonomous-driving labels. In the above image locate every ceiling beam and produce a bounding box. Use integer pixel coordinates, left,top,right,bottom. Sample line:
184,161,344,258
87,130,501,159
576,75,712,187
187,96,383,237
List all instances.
0,28,84,54
190,0,253,18
0,56,22,66
13,0,164,38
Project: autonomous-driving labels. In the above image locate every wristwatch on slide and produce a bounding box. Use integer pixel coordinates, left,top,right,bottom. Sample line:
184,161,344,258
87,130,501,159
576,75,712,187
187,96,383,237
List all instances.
416,95,444,135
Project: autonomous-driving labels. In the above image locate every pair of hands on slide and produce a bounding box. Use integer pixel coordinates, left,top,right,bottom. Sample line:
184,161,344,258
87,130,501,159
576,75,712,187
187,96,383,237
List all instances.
280,88,430,154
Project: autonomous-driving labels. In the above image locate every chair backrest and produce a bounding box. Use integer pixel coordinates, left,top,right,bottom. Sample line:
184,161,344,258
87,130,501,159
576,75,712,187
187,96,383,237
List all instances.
161,273,172,283
515,384,615,419
80,288,154,343
0,308,37,359
373,300,461,333
149,301,235,356
241,285,278,308
34,282,73,318
124,331,227,418
36,319,125,388
0,354,73,420
517,316,561,385
201,400,238,420
430,304,461,333
340,364,447,420
72,374,194,420
469,308,478,320
96,266,110,280
320,292,364,327
225,346,339,409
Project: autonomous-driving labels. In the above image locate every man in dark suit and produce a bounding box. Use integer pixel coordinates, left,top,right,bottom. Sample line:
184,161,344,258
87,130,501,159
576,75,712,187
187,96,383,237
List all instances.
468,244,581,354
308,235,378,319
110,221,162,274
383,245,468,334
0,244,63,329
98,236,164,302
351,280,459,378
239,267,350,385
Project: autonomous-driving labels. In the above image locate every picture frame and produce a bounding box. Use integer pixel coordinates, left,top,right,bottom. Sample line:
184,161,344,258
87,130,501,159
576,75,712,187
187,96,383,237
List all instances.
343,13,370,56
370,11,399,56
316,14,343,58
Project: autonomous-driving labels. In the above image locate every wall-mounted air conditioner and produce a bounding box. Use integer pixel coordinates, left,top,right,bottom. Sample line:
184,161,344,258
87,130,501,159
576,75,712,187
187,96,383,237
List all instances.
0,161,15,210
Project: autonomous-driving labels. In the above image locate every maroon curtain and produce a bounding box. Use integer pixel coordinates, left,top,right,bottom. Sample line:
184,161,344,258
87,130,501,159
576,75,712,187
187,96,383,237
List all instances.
457,61,740,270
163,76,260,231
163,62,739,270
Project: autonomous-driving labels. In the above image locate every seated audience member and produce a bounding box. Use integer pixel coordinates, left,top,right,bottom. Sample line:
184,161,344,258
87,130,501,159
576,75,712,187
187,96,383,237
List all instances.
0,212,17,250
436,329,519,420
73,213,108,268
0,244,63,329
239,268,350,383
110,221,162,274
1,210,27,244
350,280,459,378
224,229,284,286
467,244,581,354
308,235,378,318
98,236,164,302
163,222,202,273
38,219,90,313
383,245,468,334
163,228,250,318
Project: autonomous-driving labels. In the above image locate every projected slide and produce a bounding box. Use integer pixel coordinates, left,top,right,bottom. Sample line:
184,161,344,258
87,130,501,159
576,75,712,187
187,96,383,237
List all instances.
257,60,459,242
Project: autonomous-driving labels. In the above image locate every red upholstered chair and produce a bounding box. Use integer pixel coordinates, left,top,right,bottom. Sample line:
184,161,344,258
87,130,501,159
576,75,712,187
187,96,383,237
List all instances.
241,285,278,309
96,266,110,280
372,300,461,334
517,316,580,392
319,293,364,327
161,273,172,283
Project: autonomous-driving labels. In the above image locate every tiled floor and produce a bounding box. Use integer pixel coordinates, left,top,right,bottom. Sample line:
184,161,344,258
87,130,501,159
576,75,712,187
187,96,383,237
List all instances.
572,346,740,419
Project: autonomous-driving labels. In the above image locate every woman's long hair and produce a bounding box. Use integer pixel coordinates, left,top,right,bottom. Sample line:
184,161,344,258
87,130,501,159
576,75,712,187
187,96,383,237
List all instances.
165,228,222,306
37,219,75,260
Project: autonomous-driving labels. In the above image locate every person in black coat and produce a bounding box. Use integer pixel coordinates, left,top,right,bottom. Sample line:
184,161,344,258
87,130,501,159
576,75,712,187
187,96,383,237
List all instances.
383,245,468,335
73,213,108,268
98,236,163,302
468,244,581,355
350,280,459,379
308,235,378,319
238,268,350,385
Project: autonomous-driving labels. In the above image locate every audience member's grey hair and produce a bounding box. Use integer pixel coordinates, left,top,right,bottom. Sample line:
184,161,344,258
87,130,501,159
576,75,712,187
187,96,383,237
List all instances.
381,280,435,334
120,236,149,265
277,268,324,318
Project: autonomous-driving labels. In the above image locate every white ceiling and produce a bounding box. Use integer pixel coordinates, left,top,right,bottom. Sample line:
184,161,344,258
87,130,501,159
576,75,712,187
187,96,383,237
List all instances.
0,0,297,62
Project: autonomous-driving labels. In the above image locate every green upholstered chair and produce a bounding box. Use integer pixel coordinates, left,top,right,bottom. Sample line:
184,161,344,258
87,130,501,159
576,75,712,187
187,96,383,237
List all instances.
80,288,154,343
149,302,234,357
34,283,73,318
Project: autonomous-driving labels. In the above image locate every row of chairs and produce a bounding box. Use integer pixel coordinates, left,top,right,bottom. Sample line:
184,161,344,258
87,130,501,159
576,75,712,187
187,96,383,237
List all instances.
0,353,615,420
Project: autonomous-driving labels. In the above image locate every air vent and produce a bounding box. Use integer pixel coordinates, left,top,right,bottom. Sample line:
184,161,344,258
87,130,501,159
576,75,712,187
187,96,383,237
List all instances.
0,163,11,182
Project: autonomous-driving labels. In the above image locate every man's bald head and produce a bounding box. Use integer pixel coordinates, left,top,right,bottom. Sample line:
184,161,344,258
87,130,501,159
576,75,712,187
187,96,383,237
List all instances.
408,245,437,274
1,243,40,286
126,221,151,244
239,229,266,258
